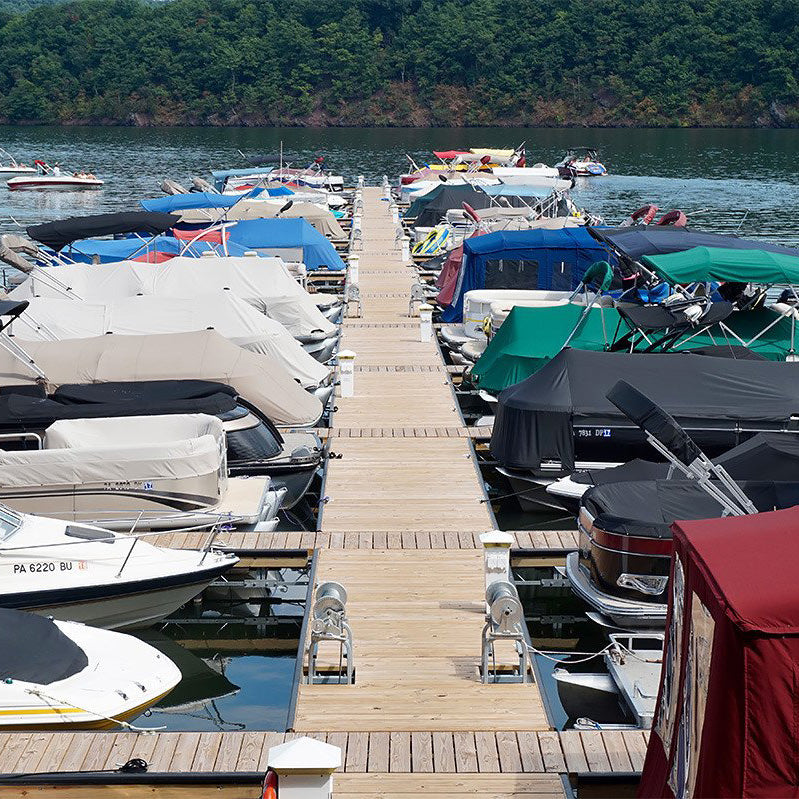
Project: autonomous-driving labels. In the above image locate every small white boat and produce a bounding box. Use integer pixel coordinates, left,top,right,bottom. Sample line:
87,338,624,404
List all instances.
0,608,180,729
0,148,36,179
0,503,238,629
7,160,103,191
556,148,608,177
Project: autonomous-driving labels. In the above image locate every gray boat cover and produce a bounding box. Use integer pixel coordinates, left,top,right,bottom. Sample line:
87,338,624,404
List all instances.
490,348,799,471
9,256,337,340
7,293,331,389
0,414,224,488
0,609,88,684
0,330,323,426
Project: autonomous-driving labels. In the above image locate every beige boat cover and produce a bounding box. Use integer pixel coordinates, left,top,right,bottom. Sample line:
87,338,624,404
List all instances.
176,200,346,239
7,293,331,389
0,330,323,426
0,414,224,487
10,256,337,340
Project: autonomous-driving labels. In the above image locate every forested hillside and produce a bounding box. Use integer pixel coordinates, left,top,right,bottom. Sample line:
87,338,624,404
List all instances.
0,0,797,127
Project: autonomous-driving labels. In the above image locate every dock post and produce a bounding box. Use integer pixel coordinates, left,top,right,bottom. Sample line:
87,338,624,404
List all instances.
401,235,410,262
349,254,360,285
479,530,515,611
265,737,341,798
338,349,357,397
419,303,433,341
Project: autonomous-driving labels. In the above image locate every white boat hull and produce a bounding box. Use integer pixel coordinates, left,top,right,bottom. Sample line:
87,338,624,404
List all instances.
7,176,103,191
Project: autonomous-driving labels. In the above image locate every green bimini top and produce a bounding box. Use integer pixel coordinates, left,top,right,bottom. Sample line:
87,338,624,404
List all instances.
642,247,799,285
471,303,797,394
470,303,616,393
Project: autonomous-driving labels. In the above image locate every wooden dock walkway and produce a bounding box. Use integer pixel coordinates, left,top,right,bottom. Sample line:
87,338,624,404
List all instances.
9,189,632,795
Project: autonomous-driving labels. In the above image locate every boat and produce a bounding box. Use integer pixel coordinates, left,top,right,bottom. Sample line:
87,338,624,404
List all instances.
0,380,322,510
7,160,103,191
489,348,799,512
0,504,238,628
640,506,799,797
556,148,607,177
0,148,36,179
5,292,334,399
6,252,341,364
548,432,799,513
0,413,284,530
0,608,181,729
566,380,799,628
553,632,663,728
0,327,325,427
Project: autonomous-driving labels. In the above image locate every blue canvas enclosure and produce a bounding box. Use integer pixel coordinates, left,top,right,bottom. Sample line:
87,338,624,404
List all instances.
225,219,345,271
440,227,615,322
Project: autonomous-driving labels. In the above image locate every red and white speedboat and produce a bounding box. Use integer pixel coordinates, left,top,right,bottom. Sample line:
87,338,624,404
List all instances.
7,160,103,191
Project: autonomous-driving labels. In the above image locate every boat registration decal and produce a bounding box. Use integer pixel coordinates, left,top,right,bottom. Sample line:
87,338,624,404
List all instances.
13,562,74,573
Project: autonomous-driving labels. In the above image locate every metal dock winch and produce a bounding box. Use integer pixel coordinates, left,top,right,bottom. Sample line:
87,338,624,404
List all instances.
481,579,532,684
305,581,354,685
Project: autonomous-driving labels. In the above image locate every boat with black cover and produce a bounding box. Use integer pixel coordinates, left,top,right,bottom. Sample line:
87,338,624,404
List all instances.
490,348,799,511
566,380,799,628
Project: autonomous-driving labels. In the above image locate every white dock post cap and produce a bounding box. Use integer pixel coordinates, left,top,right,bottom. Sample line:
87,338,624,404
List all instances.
338,349,357,360
267,736,342,773
267,736,341,797
419,302,433,341
480,530,515,548
357,175,364,187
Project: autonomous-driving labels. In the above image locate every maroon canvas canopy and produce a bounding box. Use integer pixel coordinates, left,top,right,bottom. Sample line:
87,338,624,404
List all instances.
640,505,799,798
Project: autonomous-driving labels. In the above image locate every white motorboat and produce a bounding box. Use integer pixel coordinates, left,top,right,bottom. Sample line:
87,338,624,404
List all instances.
0,504,239,629
0,608,181,728
555,148,608,177
0,148,36,179
7,161,103,191
0,414,284,530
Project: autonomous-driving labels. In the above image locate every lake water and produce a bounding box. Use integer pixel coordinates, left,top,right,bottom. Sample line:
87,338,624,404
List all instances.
2,126,799,242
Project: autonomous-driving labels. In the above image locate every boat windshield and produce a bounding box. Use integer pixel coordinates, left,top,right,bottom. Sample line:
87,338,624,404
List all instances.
0,506,22,541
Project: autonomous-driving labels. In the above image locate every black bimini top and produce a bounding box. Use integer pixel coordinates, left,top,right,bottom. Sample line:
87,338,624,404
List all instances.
573,432,799,487
0,609,88,685
588,226,799,263
490,349,799,471
27,211,181,251
583,480,799,539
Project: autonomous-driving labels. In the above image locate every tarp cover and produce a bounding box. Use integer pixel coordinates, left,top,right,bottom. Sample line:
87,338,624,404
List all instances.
590,225,799,262
8,293,331,389
221,219,345,271
490,348,799,471
471,303,795,393
582,479,799,538
441,227,614,323
0,414,224,488
0,330,323,426
639,505,799,797
28,212,181,251
0,609,88,685
642,246,799,285
9,257,337,340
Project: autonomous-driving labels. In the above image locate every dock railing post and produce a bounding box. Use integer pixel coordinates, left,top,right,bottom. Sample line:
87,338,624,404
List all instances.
337,350,357,398
348,254,360,285
419,303,433,342
266,737,341,798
